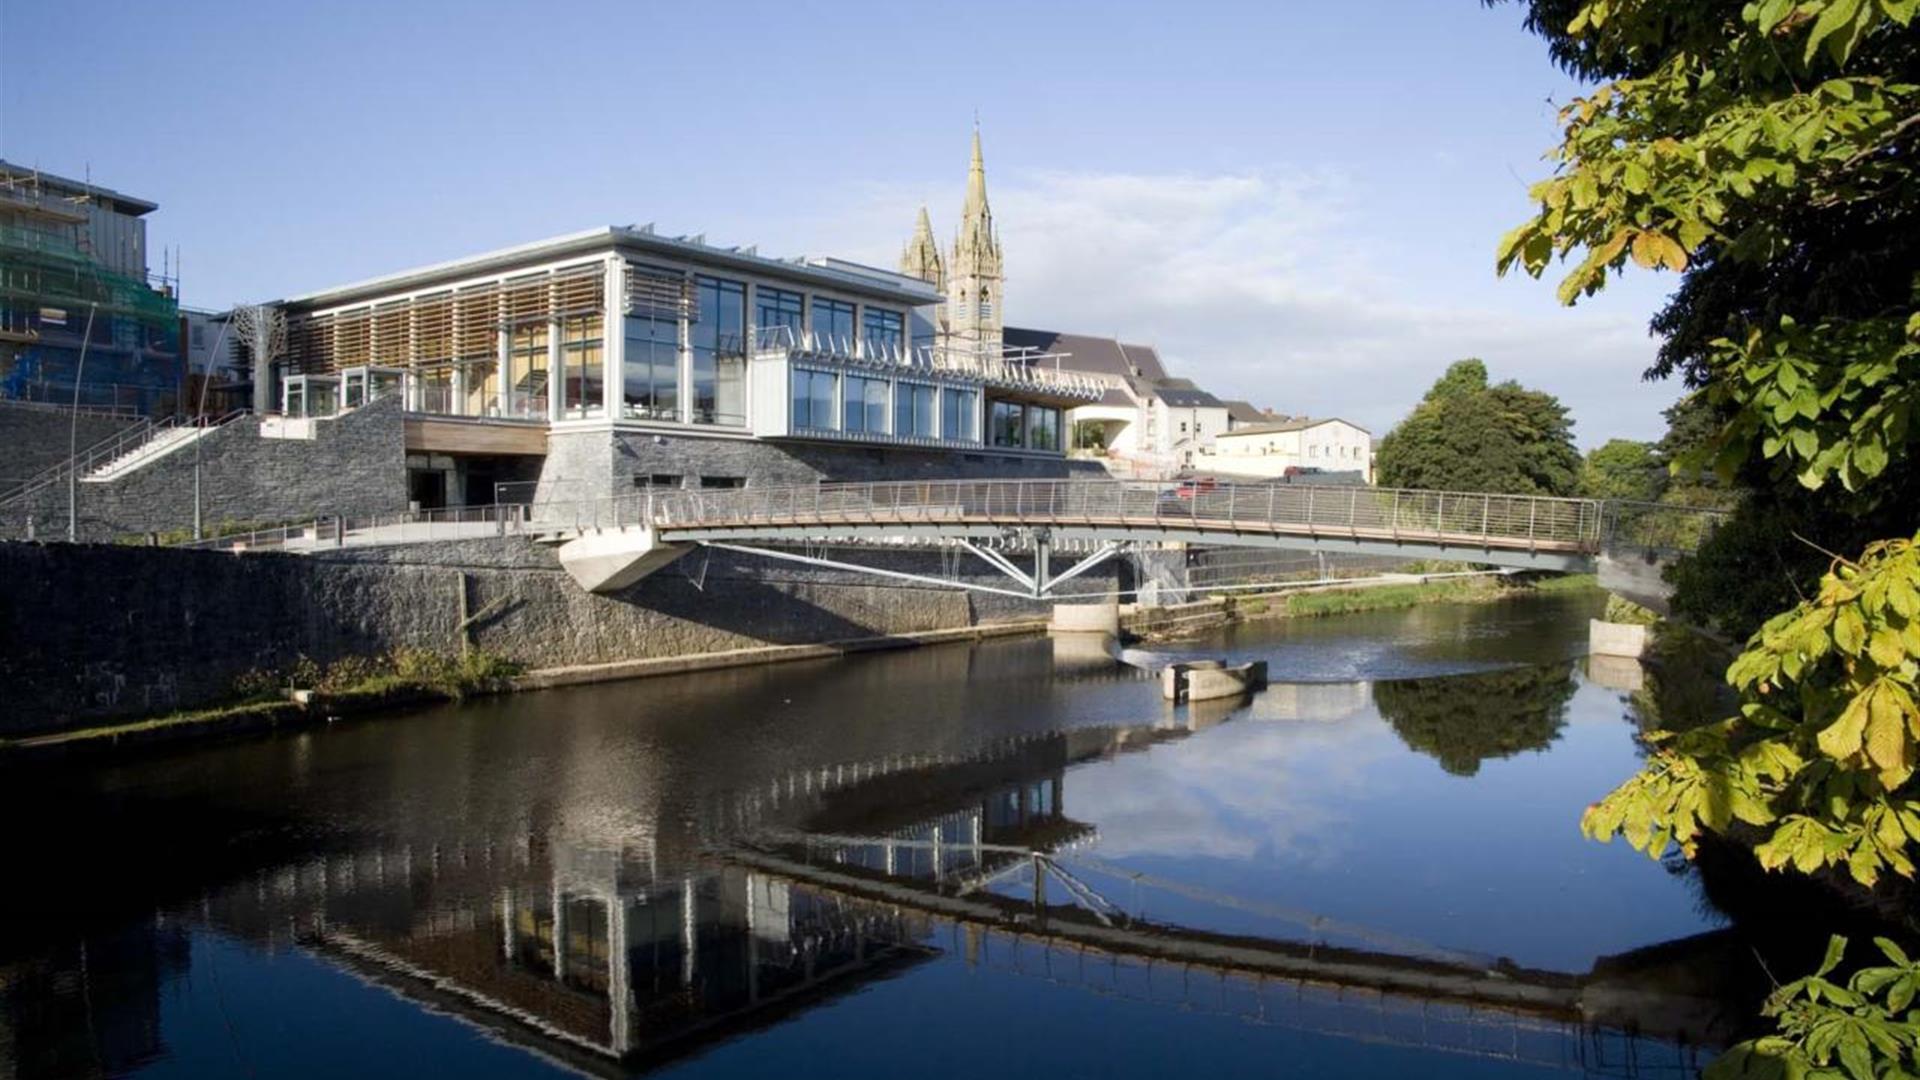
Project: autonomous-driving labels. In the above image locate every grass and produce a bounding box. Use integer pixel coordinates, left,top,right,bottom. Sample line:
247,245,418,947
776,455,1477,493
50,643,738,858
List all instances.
1224,571,1600,621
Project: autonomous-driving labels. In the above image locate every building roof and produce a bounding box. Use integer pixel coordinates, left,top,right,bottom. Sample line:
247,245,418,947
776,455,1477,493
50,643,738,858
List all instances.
1096,387,1135,407
1151,381,1225,408
1216,416,1371,438
1004,327,1169,383
277,226,943,310
1221,399,1268,424
0,160,159,216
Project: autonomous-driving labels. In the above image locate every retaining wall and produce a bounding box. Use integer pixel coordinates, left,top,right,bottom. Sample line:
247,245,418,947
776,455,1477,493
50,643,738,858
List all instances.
0,535,1126,733
0,397,408,543
0,405,140,493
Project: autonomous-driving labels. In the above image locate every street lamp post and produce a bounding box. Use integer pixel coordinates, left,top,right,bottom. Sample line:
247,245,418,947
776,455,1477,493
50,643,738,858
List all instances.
67,303,99,543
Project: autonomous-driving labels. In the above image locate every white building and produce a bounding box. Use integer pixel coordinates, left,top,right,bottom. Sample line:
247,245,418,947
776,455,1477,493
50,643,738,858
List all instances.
1198,417,1374,482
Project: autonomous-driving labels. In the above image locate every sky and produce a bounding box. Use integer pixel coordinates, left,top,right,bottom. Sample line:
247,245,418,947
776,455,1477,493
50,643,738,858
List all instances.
0,0,1685,446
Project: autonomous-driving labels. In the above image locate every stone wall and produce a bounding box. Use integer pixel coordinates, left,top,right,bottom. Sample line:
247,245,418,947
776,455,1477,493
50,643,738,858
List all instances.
0,534,1125,732
0,397,408,542
539,428,1102,501
0,405,140,492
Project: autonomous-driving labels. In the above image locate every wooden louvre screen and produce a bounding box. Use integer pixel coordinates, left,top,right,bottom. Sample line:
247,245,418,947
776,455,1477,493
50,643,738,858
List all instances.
625,262,686,319
453,285,496,361
372,302,410,365
287,312,332,374
550,264,604,317
413,292,455,364
501,274,548,327
334,308,371,369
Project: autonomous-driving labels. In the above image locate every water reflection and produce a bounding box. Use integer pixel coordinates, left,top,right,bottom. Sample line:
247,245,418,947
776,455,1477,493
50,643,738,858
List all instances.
1374,663,1580,776
0,596,1784,1078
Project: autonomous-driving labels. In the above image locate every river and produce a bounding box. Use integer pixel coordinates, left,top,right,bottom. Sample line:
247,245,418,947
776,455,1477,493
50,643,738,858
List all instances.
0,592,1806,1078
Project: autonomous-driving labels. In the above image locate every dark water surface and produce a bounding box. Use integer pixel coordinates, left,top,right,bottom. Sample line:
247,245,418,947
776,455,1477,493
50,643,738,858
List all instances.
4,593,1778,1078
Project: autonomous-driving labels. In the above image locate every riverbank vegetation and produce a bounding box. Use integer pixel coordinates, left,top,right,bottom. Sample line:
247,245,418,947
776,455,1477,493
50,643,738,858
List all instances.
2,648,522,755
1492,0,1920,1071
1229,572,1597,621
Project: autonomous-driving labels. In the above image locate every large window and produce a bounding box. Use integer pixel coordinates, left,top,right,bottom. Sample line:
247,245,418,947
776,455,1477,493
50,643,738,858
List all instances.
863,307,904,360
843,374,889,434
757,287,804,347
560,314,604,416
894,382,937,438
692,276,745,425
990,399,1027,448
792,368,837,430
1026,405,1061,451
509,323,549,418
622,313,679,420
812,297,855,353
942,388,978,442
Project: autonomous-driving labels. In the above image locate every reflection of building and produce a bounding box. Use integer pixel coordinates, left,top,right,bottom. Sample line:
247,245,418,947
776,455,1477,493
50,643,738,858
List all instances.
0,162,182,414
0,923,190,1078
1245,681,1374,724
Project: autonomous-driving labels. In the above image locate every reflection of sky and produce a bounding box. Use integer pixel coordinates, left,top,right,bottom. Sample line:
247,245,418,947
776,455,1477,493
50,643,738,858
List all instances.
1059,673,1718,972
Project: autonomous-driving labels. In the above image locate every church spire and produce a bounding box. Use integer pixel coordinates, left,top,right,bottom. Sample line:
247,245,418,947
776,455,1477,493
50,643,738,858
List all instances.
898,204,945,291
947,124,1003,352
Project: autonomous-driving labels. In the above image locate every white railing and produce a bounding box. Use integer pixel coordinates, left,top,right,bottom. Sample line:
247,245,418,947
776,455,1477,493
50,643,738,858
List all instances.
753,326,1104,401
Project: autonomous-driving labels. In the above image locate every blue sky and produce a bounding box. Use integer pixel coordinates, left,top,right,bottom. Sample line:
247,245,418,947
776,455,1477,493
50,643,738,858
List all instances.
0,0,1684,444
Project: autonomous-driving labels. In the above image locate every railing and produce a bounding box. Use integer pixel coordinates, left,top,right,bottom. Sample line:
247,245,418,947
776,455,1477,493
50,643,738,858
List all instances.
1602,499,1730,558
0,410,249,510
0,396,141,420
169,501,531,552
753,325,1106,401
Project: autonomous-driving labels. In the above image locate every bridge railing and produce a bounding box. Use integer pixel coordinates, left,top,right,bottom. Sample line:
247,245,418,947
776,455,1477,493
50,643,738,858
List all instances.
636,479,1612,552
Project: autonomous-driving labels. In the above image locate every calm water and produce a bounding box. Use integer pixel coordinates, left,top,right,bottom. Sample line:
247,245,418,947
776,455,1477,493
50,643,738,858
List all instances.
3,593,1792,1078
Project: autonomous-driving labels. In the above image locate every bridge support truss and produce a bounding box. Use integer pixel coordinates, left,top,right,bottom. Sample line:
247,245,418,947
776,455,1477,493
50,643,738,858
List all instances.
703,528,1128,600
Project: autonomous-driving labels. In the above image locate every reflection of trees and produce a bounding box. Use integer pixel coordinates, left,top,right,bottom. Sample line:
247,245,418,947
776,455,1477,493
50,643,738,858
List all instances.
1374,663,1578,776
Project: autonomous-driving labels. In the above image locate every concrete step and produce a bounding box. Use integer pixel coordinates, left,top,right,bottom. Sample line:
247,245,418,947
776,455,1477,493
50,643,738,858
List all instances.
83,425,215,481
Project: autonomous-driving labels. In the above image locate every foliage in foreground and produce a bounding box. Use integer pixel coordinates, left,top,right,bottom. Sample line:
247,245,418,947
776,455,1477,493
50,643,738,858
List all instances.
1585,534,1920,887
1707,935,1920,1080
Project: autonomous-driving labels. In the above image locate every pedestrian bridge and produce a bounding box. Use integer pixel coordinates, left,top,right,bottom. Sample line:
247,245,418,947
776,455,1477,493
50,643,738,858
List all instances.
176,478,1722,606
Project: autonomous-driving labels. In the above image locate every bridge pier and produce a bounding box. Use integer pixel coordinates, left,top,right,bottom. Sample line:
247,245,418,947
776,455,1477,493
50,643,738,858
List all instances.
555,527,691,593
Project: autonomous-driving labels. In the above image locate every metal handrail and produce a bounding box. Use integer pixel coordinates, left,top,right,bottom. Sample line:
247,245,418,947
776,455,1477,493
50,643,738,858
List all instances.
0,409,250,510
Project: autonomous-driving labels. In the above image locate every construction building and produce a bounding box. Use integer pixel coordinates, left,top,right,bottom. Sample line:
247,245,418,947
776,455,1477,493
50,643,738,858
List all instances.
0,162,183,415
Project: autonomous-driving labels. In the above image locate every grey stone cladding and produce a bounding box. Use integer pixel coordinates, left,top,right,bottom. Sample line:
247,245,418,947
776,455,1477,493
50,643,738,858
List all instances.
0,396,408,542
541,427,1103,501
0,535,1126,732
0,405,141,492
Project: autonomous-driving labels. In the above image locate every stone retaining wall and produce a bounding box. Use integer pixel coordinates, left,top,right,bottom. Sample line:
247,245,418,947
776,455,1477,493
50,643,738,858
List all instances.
0,397,408,543
0,405,140,493
0,534,1126,733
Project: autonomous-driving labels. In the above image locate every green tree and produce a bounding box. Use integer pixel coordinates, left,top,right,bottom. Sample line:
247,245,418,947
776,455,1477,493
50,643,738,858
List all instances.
1377,362,1581,495
1375,664,1578,776
1579,438,1663,500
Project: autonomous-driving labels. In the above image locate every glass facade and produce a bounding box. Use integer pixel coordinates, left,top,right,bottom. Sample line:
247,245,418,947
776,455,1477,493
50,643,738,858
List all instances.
756,287,804,346
990,399,1026,448
622,313,679,420
843,374,888,434
509,323,549,418
812,297,855,352
792,368,837,430
894,382,937,438
1026,404,1061,451
560,314,604,416
692,276,745,425
942,388,978,442
863,307,904,359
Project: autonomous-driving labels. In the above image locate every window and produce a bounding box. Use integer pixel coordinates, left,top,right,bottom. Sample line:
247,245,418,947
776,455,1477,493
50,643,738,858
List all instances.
692,277,745,425
700,476,746,489
623,313,679,420
990,399,1026,448
634,473,681,489
812,297,855,353
509,323,549,418
843,374,889,434
942,388,978,442
894,382,937,438
791,368,838,430
559,314,604,416
1026,405,1061,451
756,287,804,346
863,307,904,360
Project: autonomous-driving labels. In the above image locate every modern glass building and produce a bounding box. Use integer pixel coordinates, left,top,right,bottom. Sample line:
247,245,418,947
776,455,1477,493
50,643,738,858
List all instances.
266,227,1102,506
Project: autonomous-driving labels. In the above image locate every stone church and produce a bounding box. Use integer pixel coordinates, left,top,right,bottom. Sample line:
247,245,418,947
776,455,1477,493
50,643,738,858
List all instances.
898,128,1004,353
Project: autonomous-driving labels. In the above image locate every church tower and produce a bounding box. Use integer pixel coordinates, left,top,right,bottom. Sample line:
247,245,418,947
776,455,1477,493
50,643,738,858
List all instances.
945,127,1003,353
899,205,945,292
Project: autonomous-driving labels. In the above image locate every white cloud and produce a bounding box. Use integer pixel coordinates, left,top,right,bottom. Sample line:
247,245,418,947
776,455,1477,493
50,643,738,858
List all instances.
800,168,1681,446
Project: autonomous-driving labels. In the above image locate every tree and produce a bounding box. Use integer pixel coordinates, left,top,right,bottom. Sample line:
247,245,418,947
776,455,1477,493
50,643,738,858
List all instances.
1375,664,1577,776
1579,438,1663,501
1376,361,1581,495
1424,357,1490,403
